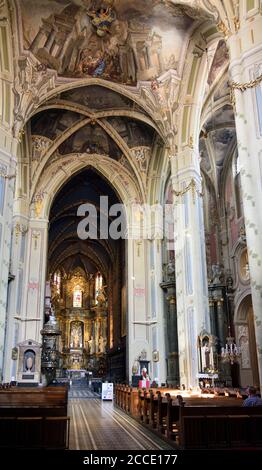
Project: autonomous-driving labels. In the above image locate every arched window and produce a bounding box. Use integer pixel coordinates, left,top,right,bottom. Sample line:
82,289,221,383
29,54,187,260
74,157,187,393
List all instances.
73,287,82,308
95,272,103,304
53,271,61,295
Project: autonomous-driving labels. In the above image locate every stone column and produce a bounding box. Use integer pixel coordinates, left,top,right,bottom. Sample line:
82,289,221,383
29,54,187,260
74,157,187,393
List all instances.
57,35,71,60
170,150,210,388
44,29,57,53
228,17,262,390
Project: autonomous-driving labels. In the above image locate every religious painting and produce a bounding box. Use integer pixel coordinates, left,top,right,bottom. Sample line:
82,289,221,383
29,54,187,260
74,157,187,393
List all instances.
20,0,195,85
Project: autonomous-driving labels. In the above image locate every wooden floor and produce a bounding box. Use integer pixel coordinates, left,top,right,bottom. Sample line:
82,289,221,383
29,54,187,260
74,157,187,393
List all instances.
69,398,173,450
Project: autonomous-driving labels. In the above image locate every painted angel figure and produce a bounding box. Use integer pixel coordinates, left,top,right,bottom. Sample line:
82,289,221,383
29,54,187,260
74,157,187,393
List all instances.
87,6,116,37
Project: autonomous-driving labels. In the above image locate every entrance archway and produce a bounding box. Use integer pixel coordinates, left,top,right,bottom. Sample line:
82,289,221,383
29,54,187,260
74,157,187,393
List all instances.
47,167,126,380
235,294,260,388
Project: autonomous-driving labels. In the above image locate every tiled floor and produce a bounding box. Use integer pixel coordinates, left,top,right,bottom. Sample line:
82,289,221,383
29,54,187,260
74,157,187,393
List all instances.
68,398,174,450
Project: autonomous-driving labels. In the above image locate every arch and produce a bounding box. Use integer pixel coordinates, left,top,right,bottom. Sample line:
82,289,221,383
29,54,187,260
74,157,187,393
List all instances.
234,293,260,387
31,101,163,138
31,153,143,220
25,78,163,130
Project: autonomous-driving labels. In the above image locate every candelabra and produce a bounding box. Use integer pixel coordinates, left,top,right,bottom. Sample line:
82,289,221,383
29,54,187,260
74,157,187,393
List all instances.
221,327,241,364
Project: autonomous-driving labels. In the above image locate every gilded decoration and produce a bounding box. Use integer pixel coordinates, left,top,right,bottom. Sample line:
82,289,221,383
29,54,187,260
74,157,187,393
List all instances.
230,73,262,108
50,267,108,373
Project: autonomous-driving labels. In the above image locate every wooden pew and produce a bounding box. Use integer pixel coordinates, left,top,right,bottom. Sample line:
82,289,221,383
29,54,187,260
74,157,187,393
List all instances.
156,391,168,434
129,388,139,417
177,405,262,449
0,386,69,449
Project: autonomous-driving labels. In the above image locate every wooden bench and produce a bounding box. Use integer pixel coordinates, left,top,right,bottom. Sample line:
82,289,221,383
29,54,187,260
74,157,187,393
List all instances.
0,386,69,449
178,406,262,449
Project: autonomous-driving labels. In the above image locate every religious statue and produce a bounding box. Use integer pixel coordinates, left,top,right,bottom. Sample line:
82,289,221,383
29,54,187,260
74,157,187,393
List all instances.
98,335,106,353
200,338,214,372
96,286,107,307
211,264,223,285
88,336,95,355
70,322,83,349
87,6,116,37
166,260,176,281
132,360,139,375
49,305,57,325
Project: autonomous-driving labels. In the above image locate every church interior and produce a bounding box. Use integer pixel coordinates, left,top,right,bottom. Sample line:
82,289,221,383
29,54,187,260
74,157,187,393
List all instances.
0,0,262,452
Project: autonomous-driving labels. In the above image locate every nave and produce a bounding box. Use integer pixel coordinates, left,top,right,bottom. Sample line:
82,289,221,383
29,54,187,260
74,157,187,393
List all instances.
69,398,173,451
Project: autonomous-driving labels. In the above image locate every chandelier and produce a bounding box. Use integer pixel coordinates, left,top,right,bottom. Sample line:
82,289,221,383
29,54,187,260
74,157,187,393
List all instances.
221,327,241,364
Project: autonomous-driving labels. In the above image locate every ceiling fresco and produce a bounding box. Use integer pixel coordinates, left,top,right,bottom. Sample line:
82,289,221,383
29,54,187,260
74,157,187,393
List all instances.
31,109,83,139
207,40,229,86
20,0,195,84
60,85,138,110
31,84,157,166
58,123,123,158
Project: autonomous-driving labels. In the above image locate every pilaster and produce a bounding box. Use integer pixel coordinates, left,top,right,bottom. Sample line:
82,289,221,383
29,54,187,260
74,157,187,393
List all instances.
170,148,210,388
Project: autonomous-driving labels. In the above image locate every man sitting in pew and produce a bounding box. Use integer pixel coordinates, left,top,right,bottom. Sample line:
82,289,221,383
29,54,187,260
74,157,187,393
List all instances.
243,386,262,406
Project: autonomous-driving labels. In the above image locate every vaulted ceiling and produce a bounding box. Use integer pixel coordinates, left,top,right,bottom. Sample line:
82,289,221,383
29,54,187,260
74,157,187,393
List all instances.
48,166,124,279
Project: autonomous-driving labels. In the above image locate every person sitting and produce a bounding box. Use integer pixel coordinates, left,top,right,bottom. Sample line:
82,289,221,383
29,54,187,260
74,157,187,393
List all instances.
242,386,262,406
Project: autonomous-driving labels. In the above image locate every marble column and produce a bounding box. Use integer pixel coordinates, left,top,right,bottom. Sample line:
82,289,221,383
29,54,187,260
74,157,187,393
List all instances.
228,27,262,389
216,299,226,345
170,150,210,388
208,299,216,336
160,281,179,385
0,155,16,381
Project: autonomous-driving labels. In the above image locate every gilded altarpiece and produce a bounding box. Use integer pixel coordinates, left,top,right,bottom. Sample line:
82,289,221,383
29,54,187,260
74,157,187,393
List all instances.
51,268,108,374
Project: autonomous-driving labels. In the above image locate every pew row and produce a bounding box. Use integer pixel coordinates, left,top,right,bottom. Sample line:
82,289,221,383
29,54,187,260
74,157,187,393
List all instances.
0,386,69,449
115,385,262,449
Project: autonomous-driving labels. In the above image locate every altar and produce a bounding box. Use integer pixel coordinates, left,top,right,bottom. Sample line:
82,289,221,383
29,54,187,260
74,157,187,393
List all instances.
67,369,87,380
46,268,109,376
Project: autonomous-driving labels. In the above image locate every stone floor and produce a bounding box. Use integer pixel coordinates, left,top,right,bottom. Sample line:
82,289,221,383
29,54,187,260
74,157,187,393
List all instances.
68,389,100,398
68,398,174,450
